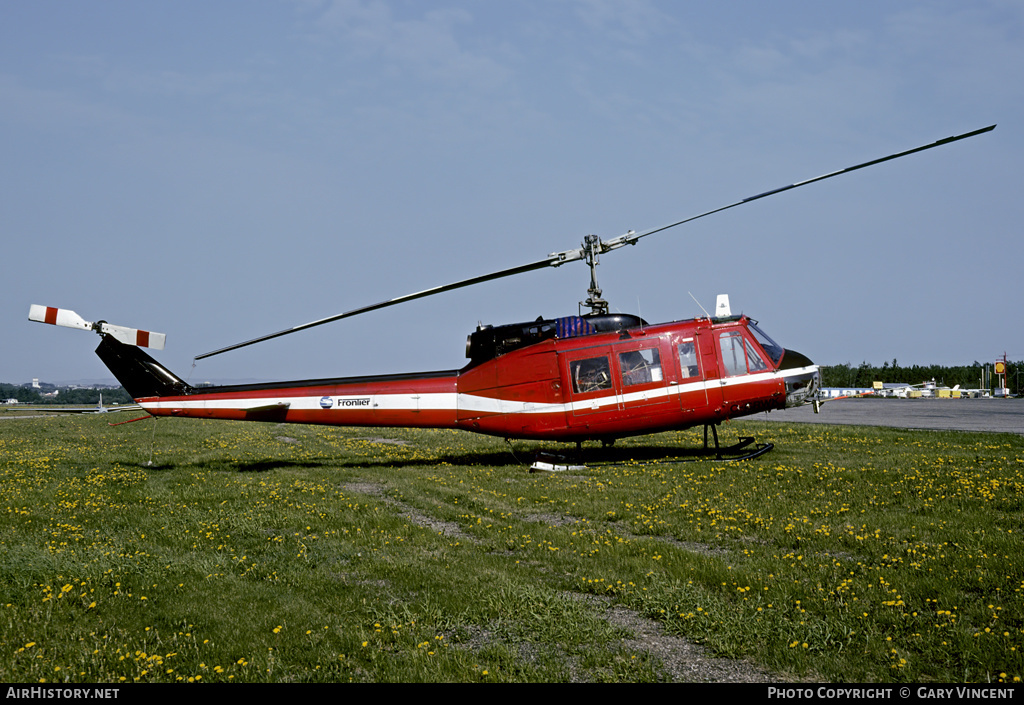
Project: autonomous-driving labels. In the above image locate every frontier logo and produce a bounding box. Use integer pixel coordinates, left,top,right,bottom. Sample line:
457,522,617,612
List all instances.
336,397,371,407
320,396,371,409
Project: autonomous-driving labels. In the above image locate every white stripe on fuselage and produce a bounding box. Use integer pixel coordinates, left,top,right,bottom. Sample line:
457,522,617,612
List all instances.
138,366,818,416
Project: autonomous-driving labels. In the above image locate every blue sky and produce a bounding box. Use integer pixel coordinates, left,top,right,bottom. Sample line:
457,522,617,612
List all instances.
4,1,1021,385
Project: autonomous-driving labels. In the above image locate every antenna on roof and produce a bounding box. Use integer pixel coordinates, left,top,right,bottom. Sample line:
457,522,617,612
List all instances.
689,292,711,319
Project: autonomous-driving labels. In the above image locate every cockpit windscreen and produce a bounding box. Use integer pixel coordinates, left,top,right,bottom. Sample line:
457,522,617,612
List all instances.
748,322,784,366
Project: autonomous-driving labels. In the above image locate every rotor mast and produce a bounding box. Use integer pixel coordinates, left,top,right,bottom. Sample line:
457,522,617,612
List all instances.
582,234,608,315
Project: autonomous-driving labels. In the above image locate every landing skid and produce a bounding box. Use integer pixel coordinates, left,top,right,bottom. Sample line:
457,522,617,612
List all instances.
529,452,587,473
527,424,774,471
703,423,774,461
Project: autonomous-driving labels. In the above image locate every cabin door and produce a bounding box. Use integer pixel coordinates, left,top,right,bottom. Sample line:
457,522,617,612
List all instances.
694,330,723,414
674,335,709,413
613,340,675,416
714,329,777,413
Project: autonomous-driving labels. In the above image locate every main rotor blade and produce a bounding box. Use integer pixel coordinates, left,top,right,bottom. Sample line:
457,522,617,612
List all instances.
195,256,559,360
611,124,996,249
196,124,994,361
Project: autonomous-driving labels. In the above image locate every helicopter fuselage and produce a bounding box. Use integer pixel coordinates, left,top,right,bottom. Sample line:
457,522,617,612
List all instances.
115,313,820,443
33,125,993,451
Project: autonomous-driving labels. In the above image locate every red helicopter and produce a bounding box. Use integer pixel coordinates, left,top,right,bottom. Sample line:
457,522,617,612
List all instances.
29,126,994,461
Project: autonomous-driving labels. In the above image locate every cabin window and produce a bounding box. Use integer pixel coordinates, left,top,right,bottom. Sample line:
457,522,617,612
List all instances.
719,331,768,376
570,356,612,393
618,348,662,387
677,340,700,378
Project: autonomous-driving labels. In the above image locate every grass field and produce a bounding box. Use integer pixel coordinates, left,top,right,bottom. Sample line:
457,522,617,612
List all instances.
0,413,1021,683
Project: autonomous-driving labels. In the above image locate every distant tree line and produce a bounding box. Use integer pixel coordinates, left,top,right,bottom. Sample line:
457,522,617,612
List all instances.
0,383,42,403
820,360,1023,393
1,383,133,405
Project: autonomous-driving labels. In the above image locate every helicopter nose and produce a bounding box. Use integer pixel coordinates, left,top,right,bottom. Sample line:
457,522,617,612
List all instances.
779,349,820,408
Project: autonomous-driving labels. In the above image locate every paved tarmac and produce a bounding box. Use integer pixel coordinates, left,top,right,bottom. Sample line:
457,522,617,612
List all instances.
748,398,1024,435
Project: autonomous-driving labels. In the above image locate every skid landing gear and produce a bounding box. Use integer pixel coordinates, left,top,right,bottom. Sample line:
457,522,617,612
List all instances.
529,451,587,473
527,426,773,471
703,423,774,461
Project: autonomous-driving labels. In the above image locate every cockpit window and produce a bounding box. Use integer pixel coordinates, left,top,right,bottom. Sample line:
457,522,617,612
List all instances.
745,338,768,372
719,331,769,376
719,333,746,376
748,322,784,366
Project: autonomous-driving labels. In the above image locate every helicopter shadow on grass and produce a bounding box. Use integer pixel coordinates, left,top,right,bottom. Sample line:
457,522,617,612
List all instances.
123,435,769,474
124,458,334,474
526,438,773,468
282,438,769,471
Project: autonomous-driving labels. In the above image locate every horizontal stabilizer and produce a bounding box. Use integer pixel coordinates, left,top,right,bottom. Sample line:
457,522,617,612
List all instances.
244,402,291,422
29,305,166,350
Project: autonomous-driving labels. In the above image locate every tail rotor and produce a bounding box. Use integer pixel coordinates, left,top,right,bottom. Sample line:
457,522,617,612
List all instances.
29,305,166,350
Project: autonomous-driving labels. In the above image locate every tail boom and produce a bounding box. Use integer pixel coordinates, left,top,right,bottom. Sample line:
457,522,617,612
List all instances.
135,374,461,429
93,334,462,428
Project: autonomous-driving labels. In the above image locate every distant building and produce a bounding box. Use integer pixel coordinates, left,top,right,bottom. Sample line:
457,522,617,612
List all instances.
820,381,987,400
24,380,55,391
818,387,873,399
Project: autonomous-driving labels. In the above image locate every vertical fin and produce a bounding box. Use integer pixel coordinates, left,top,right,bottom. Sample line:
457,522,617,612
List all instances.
94,336,189,399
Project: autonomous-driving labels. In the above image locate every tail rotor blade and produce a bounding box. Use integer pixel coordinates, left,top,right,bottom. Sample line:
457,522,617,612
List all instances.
29,305,166,350
29,304,92,332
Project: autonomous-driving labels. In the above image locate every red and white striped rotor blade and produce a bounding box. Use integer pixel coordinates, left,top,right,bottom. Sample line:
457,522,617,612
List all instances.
28,304,92,332
28,305,166,350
